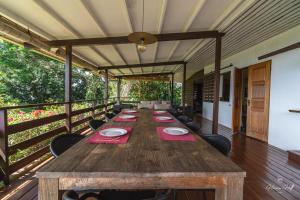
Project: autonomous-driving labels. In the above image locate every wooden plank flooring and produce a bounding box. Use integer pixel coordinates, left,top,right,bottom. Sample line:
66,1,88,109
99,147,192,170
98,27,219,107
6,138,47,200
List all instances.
0,115,299,200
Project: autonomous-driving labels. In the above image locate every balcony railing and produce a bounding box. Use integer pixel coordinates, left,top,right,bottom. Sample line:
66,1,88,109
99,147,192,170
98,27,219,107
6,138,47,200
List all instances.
0,98,117,184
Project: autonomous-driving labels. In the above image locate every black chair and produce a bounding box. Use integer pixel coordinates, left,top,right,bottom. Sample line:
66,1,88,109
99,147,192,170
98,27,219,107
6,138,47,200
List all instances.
176,115,192,124
50,134,85,158
99,190,157,200
113,104,133,112
51,135,100,200
105,112,116,120
185,121,201,132
200,134,231,155
62,190,100,200
88,119,105,131
113,109,121,115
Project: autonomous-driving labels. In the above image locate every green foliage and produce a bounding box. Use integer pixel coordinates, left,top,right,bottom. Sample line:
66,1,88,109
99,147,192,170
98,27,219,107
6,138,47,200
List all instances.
0,40,105,105
128,80,181,104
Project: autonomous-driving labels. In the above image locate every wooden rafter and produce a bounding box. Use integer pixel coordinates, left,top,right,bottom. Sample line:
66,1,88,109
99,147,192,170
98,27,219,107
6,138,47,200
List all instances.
114,72,172,78
47,31,225,47
99,61,185,70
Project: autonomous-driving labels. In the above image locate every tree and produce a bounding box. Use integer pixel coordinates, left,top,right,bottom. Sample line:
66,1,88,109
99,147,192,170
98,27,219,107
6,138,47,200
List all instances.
0,40,105,105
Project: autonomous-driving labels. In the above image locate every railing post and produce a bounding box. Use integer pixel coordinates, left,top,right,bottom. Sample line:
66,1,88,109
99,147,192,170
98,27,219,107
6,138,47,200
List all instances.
117,77,121,105
0,109,9,185
104,69,109,113
171,73,174,106
212,35,222,134
91,100,96,118
65,45,72,134
182,63,186,111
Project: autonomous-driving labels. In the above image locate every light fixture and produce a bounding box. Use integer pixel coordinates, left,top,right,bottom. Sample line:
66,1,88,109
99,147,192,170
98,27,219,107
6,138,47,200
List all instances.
128,0,157,53
137,39,146,53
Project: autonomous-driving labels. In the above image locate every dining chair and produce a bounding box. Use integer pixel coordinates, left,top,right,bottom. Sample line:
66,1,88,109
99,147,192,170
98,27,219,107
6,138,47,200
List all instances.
105,112,116,120
98,189,170,200
88,119,106,131
167,108,183,116
50,134,85,158
113,109,121,115
200,134,231,155
176,115,193,124
51,135,101,200
62,190,100,200
185,121,201,132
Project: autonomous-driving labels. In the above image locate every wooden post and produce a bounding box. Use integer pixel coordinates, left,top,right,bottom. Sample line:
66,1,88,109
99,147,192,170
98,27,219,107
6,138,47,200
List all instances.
171,73,174,106
117,77,121,104
212,35,222,134
104,69,109,112
182,63,186,111
65,45,72,134
0,109,9,184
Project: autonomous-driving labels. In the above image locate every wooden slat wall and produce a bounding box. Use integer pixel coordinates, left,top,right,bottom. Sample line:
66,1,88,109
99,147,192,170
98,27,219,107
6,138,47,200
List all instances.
184,70,204,108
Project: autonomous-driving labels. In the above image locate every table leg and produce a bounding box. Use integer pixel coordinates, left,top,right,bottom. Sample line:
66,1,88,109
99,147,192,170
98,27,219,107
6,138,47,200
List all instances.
215,177,244,200
38,178,59,200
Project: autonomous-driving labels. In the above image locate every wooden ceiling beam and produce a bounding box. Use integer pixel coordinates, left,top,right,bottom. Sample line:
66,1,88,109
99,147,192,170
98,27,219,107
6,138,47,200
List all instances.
98,61,185,70
47,31,225,47
114,72,173,78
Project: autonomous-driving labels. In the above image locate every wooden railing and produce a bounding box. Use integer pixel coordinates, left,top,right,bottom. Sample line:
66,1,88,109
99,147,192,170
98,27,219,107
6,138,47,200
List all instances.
0,98,116,184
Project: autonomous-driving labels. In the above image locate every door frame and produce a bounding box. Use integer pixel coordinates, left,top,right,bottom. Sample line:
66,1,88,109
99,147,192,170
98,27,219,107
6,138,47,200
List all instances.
232,67,242,134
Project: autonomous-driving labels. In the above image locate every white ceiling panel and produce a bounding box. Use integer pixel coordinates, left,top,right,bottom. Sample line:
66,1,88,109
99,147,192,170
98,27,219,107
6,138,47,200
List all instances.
116,44,140,64
94,45,126,66
1,0,299,80
74,46,110,66
0,0,74,39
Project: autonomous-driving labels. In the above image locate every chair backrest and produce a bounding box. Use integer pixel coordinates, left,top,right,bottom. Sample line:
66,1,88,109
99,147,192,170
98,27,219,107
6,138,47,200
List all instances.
154,104,171,110
185,121,201,132
201,135,231,155
105,112,116,119
138,103,154,109
113,104,134,113
88,119,105,131
50,134,85,158
177,115,192,123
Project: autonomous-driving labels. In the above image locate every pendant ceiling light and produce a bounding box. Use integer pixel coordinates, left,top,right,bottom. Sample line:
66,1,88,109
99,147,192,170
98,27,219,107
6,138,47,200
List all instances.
128,0,157,53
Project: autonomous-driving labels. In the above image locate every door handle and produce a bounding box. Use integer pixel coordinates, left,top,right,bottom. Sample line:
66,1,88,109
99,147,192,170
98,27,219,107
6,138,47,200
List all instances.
247,99,250,106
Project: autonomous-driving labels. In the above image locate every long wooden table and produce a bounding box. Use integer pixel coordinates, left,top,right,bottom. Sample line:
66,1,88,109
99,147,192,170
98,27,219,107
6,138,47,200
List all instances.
36,109,246,200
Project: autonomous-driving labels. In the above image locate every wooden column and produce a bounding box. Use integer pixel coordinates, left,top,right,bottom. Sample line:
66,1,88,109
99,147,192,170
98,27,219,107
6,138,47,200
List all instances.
171,73,174,106
182,63,186,111
104,69,109,112
0,109,9,184
117,77,121,104
212,35,222,134
65,45,72,134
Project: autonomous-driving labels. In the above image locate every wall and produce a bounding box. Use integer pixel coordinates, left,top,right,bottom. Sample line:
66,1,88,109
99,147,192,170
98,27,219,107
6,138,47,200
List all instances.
184,70,204,107
201,68,234,128
268,49,300,150
192,24,300,150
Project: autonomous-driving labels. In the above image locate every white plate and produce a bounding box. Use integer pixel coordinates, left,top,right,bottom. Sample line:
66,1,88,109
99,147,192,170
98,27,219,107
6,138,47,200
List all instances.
156,116,172,121
123,109,137,113
163,127,189,135
155,111,167,114
119,114,136,119
99,128,128,137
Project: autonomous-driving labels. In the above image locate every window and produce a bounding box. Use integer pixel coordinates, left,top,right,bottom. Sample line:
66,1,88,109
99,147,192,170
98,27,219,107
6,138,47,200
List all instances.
220,71,231,102
203,73,214,102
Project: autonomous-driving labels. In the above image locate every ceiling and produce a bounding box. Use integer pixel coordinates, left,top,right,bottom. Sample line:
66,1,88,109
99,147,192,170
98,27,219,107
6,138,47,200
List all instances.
1,0,300,80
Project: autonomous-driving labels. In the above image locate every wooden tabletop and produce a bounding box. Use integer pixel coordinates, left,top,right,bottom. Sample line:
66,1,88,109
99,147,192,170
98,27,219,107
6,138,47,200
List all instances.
37,109,245,191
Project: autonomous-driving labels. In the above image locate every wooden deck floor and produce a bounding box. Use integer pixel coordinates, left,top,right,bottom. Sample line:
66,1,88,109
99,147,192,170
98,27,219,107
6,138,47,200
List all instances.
0,116,299,200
